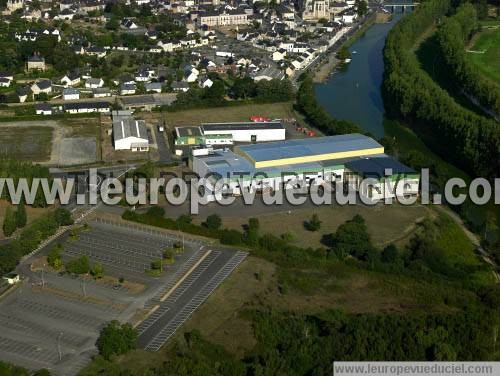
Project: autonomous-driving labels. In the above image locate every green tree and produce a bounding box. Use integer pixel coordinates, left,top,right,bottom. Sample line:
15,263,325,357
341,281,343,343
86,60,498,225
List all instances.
47,245,63,270
337,46,351,60
204,214,222,230
65,255,90,274
96,321,137,360
381,244,399,263
245,217,260,246
16,201,27,228
356,0,368,16
3,207,17,237
53,208,73,226
91,262,104,278
151,259,163,271
331,215,373,259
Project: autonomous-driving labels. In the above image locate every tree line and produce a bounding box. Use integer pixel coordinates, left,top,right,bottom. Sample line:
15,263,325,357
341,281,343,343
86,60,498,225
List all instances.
167,77,295,112
296,74,363,135
0,159,51,207
382,0,500,180
436,3,500,115
0,208,73,276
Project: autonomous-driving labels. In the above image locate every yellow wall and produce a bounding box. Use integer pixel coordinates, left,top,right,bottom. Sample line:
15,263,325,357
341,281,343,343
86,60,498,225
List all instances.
251,147,385,168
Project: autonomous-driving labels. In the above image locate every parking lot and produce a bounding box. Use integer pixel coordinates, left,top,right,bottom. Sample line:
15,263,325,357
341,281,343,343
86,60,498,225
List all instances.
137,250,247,351
0,220,245,374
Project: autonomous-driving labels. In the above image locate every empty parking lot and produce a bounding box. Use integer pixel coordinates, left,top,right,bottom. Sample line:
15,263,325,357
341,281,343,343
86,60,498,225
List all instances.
0,220,246,374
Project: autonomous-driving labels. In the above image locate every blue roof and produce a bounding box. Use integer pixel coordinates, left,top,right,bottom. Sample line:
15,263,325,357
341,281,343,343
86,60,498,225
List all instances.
237,134,382,162
346,157,416,177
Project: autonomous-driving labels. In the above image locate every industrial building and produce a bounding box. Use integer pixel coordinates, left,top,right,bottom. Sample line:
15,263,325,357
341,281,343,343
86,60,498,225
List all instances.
189,134,420,202
201,121,286,142
175,121,286,149
113,117,149,152
175,126,233,147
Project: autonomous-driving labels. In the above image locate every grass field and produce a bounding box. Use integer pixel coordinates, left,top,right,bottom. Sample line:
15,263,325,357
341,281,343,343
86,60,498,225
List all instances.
466,27,500,85
164,102,304,127
0,126,52,161
59,117,101,138
207,203,430,249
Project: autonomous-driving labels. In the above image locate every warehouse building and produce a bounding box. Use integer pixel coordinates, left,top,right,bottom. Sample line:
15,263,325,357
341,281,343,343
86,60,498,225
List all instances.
175,126,233,147
200,121,286,142
113,117,149,151
190,134,419,202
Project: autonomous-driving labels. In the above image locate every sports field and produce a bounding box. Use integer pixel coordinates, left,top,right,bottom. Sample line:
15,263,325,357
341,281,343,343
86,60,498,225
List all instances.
467,26,500,85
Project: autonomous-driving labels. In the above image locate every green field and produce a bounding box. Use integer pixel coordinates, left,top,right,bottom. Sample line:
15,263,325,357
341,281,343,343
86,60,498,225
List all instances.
164,102,304,127
0,126,52,161
466,27,500,85
212,203,430,250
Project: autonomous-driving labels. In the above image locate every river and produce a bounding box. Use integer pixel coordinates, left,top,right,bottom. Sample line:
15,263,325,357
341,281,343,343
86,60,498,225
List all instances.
314,15,403,138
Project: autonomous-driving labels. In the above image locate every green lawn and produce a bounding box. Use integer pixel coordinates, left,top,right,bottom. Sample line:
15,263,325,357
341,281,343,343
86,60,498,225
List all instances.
0,126,52,161
466,27,500,85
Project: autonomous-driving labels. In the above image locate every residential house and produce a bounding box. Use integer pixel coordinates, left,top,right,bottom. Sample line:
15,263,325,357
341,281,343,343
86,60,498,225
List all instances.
184,65,199,83
62,87,80,100
121,18,139,30
171,81,190,92
120,83,136,96
63,102,110,114
35,103,53,116
145,82,162,93
93,87,112,98
17,86,31,103
0,78,11,87
61,72,81,87
26,54,45,71
31,80,52,95
199,76,213,88
85,78,104,89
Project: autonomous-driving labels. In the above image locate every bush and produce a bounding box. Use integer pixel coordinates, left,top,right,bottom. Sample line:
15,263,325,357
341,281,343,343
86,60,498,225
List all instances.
53,208,74,226
91,262,104,279
220,229,243,245
47,245,63,270
304,213,321,232
204,214,222,230
65,255,90,275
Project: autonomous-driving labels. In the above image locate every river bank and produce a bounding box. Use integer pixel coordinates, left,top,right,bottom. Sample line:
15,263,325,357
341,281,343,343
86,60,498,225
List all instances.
312,11,390,84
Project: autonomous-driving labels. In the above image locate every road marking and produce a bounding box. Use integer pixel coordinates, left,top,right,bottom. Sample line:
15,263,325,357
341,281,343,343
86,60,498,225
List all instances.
160,249,212,302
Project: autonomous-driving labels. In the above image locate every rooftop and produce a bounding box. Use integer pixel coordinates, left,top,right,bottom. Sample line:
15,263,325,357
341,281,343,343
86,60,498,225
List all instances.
176,126,202,138
113,118,148,141
345,157,416,178
236,134,384,165
201,121,284,132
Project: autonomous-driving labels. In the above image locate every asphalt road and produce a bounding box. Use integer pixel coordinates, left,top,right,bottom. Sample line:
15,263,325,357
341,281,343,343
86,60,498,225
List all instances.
153,126,173,163
137,250,242,350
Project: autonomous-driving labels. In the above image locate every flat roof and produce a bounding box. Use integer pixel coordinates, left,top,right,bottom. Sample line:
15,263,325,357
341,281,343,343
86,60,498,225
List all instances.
201,121,284,132
120,95,157,106
236,134,383,164
346,157,416,177
176,126,202,137
193,149,387,181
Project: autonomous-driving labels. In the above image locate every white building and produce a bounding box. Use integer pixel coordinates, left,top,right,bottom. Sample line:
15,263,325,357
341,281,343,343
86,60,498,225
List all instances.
85,78,104,89
200,122,286,143
189,134,419,203
62,87,80,100
113,118,149,151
